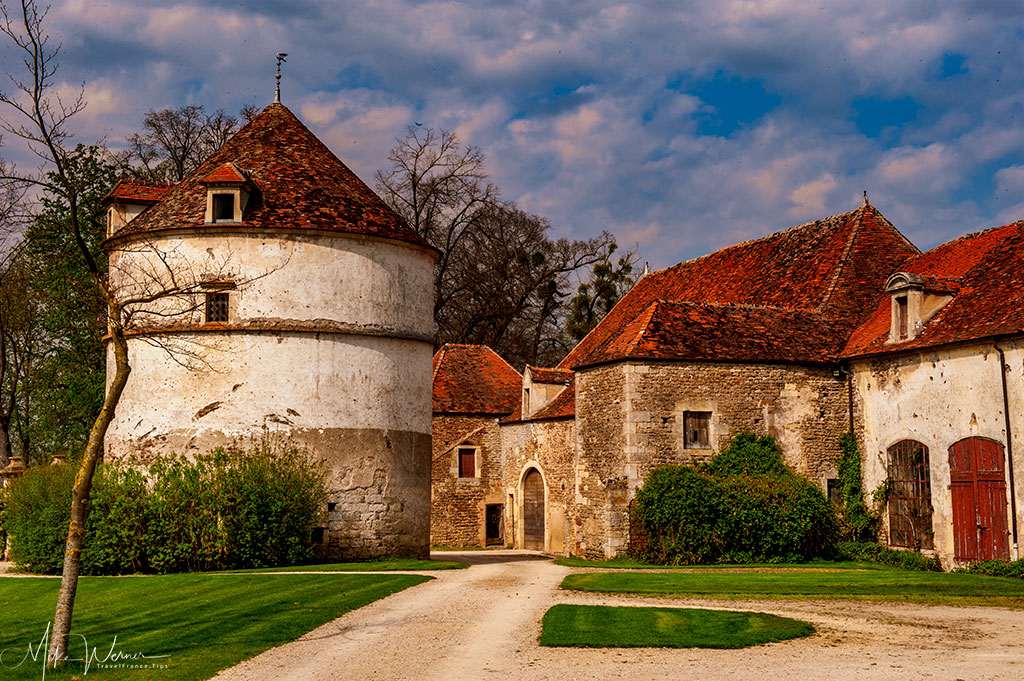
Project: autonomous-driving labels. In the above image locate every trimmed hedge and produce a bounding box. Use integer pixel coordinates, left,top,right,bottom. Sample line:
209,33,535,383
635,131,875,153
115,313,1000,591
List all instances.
2,439,326,575
630,433,839,565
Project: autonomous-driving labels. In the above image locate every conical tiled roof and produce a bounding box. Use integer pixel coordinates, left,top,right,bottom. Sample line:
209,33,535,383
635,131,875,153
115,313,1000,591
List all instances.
106,103,431,251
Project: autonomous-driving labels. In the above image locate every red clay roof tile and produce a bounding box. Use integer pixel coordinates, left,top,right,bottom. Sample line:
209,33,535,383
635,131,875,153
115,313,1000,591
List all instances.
433,344,522,414
562,204,918,369
200,162,250,184
104,179,174,205
844,220,1024,357
527,366,573,385
105,103,433,252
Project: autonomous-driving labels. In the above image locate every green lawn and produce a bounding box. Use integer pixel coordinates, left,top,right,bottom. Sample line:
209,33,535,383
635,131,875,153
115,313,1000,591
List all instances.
540,604,814,648
0,572,430,680
561,568,1024,607
222,557,468,572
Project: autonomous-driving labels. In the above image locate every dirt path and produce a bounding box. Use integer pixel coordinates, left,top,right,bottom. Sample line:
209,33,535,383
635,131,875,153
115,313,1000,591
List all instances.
211,550,1024,681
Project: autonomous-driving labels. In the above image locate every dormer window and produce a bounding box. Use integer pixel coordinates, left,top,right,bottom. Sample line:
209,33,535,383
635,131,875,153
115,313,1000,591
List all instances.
200,162,253,224
212,193,235,222
884,272,957,344
897,296,909,340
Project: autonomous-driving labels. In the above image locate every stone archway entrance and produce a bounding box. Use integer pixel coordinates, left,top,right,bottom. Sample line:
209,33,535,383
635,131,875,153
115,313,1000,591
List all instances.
523,468,545,551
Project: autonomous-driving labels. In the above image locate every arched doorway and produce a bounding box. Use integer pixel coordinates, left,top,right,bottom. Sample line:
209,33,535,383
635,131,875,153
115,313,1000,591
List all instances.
948,437,1009,561
523,468,545,551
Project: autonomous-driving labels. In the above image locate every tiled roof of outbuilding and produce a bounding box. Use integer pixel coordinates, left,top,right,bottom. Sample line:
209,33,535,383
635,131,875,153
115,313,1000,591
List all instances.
560,204,919,369
103,179,174,205
106,103,432,252
844,220,1024,358
527,366,573,385
432,344,522,414
501,378,575,423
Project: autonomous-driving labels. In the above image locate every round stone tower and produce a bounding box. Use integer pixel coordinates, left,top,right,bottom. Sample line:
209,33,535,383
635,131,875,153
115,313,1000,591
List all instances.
102,103,437,559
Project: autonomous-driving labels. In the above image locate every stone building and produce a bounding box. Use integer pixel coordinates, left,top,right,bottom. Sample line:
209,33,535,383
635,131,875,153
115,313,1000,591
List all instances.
430,344,521,547
103,102,437,559
432,204,1024,567
844,220,1024,568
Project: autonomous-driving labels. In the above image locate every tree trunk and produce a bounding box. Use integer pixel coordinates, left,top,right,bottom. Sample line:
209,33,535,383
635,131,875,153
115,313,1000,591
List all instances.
47,317,130,667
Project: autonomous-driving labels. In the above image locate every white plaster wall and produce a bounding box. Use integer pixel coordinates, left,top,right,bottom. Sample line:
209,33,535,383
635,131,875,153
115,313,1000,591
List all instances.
853,338,1024,565
106,332,434,448
109,230,435,339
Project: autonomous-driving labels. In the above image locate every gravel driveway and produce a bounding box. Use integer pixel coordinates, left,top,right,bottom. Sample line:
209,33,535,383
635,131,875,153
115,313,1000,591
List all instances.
211,550,1024,681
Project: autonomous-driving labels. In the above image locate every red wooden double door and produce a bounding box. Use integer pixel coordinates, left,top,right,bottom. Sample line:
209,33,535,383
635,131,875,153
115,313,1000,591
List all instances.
948,437,1010,562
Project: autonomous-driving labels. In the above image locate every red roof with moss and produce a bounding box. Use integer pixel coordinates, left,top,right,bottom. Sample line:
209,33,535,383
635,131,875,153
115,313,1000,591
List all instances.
433,344,522,414
560,204,919,369
104,179,174,205
844,220,1024,358
106,103,432,252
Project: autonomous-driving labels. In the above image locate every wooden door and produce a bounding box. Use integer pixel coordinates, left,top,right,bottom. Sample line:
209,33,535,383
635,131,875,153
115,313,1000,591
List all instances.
523,469,545,551
949,437,1009,562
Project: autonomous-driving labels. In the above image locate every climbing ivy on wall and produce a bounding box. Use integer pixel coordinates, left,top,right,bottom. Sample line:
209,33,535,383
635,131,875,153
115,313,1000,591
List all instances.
836,432,878,542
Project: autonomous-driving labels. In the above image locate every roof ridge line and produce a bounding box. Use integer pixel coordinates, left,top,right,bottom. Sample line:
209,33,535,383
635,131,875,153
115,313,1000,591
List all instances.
651,206,862,276
431,345,447,384
816,207,865,313
623,300,661,356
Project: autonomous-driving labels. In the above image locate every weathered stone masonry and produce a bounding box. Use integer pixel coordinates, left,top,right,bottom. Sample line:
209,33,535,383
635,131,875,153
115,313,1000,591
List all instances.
574,360,848,559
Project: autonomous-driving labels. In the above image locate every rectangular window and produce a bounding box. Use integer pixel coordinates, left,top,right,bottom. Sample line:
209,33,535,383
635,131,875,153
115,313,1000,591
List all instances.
897,296,909,339
212,193,234,221
458,447,476,478
205,292,229,322
683,411,711,449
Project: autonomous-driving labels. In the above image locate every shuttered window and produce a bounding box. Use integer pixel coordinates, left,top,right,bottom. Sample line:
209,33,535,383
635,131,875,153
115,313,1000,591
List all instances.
683,411,711,449
458,447,476,478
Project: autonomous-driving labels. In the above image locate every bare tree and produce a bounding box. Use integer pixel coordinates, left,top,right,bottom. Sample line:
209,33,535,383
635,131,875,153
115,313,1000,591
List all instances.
0,0,259,664
119,104,248,182
375,127,616,367
374,127,497,323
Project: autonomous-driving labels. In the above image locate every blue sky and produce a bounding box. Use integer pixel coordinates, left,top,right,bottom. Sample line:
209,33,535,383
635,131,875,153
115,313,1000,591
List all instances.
3,0,1023,267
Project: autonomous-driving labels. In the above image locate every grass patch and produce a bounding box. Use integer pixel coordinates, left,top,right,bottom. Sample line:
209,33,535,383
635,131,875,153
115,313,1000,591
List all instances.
554,556,880,570
539,604,813,648
561,568,1024,607
0,572,429,680
222,557,468,572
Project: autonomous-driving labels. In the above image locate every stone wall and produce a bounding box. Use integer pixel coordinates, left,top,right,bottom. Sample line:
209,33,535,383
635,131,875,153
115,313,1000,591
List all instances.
851,338,1024,567
500,417,576,554
430,414,506,547
574,360,849,559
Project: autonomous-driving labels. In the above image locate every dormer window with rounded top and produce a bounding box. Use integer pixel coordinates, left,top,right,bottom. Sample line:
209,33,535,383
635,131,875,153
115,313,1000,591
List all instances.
200,162,253,224
884,271,958,344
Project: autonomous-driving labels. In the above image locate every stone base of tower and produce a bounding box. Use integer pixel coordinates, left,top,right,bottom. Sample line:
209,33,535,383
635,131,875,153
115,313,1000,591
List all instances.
105,426,431,561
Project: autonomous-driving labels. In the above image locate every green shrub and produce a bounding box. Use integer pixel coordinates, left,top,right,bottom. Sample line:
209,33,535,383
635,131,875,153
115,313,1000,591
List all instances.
956,558,1024,579
705,432,788,478
717,473,838,563
631,465,726,564
837,541,941,572
3,438,327,575
2,463,76,573
219,441,327,569
630,434,838,565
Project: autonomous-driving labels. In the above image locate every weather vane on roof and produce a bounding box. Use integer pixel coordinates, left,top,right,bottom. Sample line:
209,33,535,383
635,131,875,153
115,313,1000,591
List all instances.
275,52,288,104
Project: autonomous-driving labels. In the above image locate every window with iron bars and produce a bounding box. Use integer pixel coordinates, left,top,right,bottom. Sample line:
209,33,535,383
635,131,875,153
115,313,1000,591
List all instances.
886,439,933,550
205,292,230,323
